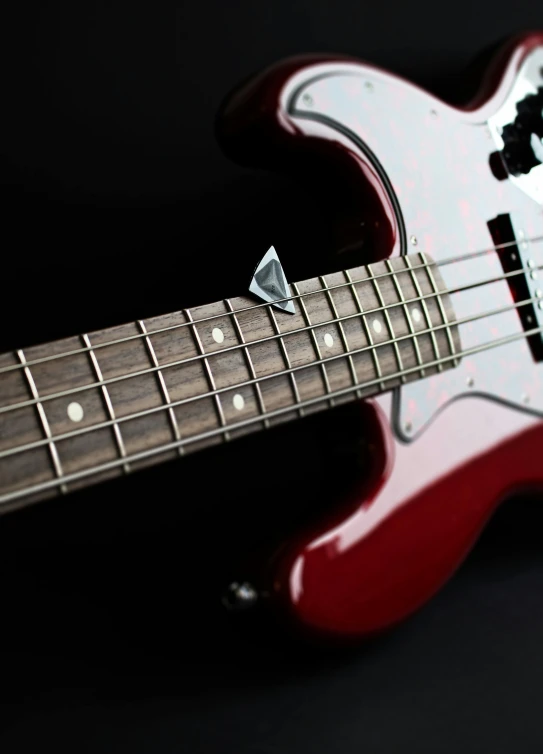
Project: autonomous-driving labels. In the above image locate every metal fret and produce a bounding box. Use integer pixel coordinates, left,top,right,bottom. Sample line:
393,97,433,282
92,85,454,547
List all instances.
419,252,459,367
82,334,130,472
319,275,361,398
224,300,269,428
366,264,405,383
403,256,442,369
138,320,183,455
344,270,386,392
267,305,304,417
184,308,228,438
292,283,333,406
385,260,425,378
17,349,67,494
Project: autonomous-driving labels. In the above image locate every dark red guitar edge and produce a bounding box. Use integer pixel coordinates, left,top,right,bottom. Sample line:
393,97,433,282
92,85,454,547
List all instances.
216,32,543,165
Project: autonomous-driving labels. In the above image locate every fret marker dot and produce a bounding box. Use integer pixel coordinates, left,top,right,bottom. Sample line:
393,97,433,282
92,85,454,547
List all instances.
233,393,245,411
324,333,334,347
373,319,382,334
212,327,224,343
67,402,84,423
412,308,422,323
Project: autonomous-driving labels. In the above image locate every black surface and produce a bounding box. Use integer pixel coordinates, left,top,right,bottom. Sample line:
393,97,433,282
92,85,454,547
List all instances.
1,2,543,752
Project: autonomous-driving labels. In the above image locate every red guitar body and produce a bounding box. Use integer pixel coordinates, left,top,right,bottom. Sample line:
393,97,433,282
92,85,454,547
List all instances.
218,33,543,639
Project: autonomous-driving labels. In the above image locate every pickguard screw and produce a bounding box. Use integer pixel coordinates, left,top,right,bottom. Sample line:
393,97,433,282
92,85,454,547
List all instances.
364,81,374,92
410,235,418,246
405,421,413,433
467,376,474,388
430,109,438,118
523,394,530,405
535,289,542,298
222,581,259,611
302,93,313,106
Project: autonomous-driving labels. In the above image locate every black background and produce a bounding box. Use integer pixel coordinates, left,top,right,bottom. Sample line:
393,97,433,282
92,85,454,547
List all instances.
1,2,543,752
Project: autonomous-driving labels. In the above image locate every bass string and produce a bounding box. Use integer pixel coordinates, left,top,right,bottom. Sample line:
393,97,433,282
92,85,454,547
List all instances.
0,233,542,377
2,318,542,506
1,291,541,462
0,259,541,418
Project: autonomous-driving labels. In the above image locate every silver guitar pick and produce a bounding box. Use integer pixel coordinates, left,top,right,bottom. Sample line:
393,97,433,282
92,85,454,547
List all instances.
248,246,295,314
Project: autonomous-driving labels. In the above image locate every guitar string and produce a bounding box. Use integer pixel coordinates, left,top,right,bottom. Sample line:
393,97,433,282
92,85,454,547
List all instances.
2,317,542,506
0,291,540,462
0,233,541,377
0,259,541,417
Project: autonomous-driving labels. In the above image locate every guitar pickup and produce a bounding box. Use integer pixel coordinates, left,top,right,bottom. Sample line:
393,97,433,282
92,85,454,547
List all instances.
488,213,543,362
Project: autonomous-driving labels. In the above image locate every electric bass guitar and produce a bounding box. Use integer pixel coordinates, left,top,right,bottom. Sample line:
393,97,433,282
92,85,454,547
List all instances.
2,32,543,640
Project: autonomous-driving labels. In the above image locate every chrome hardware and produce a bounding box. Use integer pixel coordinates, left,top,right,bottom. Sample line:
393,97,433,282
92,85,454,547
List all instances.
222,581,259,611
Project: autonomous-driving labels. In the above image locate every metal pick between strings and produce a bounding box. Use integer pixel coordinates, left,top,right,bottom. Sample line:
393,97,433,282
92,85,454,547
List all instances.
248,246,295,314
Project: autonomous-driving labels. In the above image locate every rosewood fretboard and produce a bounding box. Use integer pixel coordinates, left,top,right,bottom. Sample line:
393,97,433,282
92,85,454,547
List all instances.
0,253,460,511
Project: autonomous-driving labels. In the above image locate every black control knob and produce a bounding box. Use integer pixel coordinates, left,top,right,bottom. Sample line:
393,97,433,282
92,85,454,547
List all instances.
516,88,543,138
500,86,543,176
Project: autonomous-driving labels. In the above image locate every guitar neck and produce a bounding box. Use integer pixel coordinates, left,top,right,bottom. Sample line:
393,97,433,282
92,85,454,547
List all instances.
0,253,459,512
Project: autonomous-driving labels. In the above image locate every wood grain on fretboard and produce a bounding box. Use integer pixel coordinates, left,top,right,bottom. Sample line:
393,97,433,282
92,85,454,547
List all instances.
0,254,460,509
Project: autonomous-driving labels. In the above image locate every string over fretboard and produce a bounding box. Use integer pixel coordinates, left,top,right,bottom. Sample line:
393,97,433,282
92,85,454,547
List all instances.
0,254,460,511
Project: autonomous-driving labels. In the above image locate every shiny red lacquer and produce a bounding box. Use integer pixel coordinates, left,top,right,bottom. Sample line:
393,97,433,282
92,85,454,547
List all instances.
217,33,543,640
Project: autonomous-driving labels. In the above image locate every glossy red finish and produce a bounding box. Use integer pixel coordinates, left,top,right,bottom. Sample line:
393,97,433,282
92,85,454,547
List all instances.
218,33,543,639
276,395,542,638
